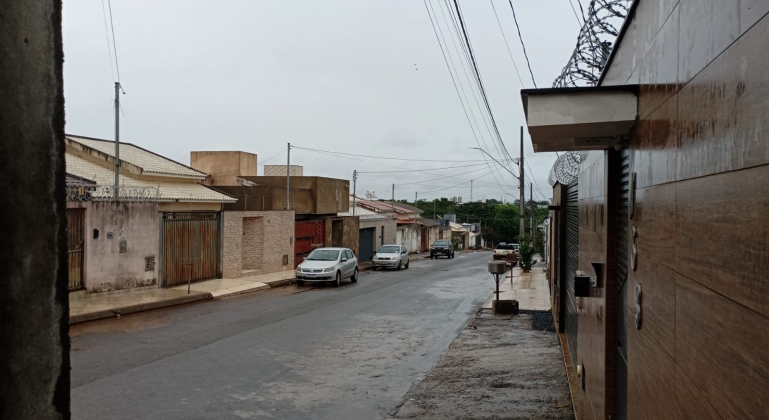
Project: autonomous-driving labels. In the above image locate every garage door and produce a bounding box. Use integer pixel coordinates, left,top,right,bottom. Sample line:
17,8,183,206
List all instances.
359,228,375,261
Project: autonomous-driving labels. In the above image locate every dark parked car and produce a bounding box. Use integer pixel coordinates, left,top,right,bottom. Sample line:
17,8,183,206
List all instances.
430,239,455,259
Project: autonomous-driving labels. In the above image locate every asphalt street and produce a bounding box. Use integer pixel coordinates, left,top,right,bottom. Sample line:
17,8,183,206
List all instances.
70,251,495,420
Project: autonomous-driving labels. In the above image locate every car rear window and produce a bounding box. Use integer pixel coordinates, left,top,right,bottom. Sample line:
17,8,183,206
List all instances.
495,244,516,250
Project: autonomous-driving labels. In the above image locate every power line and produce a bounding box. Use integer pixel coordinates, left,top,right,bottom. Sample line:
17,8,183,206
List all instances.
440,0,519,182
291,145,492,163
422,0,512,195
565,0,583,26
450,0,520,184
106,0,122,84
489,0,524,87
359,162,490,174
507,0,537,88
99,0,116,81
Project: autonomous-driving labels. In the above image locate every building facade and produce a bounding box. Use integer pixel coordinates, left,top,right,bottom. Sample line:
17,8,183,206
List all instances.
528,2,769,419
65,136,236,292
222,211,295,279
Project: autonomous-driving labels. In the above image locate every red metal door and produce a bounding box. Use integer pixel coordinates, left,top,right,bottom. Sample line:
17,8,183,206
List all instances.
295,220,325,267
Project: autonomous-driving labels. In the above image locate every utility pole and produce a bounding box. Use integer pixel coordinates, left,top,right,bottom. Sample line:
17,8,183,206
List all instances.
415,192,418,209
352,170,357,216
286,143,291,210
433,199,436,220
530,183,534,238
519,126,525,242
114,82,120,200
391,183,396,217
470,179,473,202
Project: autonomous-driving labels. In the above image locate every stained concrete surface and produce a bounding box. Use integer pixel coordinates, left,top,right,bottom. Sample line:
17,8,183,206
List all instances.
394,311,574,420
70,252,498,419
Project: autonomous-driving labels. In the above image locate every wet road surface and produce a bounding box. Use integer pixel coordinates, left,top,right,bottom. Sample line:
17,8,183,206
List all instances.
70,252,494,419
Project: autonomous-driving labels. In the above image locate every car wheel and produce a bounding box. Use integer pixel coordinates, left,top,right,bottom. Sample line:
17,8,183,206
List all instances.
331,271,341,287
397,261,402,270
372,266,378,271
405,259,410,269
430,255,434,260
351,268,358,282
296,280,304,286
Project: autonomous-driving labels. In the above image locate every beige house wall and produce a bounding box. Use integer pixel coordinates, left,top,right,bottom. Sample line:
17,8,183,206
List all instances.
67,201,160,293
222,211,294,278
360,218,396,249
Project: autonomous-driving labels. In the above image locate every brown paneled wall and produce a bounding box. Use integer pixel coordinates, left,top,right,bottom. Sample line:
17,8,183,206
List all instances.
571,1,769,419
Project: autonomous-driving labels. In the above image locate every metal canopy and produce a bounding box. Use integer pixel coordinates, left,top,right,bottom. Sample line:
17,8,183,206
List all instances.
521,85,638,152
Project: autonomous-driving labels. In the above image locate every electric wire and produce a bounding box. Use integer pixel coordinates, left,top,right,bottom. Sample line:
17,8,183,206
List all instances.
291,145,492,163
99,0,116,82
566,0,584,26
106,0,122,84
449,0,520,181
422,0,513,194
489,0,525,87
507,0,537,88
359,162,490,174
440,0,519,182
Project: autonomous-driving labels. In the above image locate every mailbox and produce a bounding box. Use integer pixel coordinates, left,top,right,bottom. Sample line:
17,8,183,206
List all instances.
488,261,506,275
575,271,591,297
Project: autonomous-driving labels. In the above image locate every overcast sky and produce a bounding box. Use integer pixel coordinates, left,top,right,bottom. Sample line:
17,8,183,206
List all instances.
63,0,581,203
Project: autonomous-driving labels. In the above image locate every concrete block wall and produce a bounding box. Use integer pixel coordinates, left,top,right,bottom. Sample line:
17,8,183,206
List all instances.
223,211,294,278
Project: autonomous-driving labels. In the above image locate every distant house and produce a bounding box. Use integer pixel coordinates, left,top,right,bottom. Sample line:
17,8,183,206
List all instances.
64,135,235,293
190,151,356,268
339,196,397,261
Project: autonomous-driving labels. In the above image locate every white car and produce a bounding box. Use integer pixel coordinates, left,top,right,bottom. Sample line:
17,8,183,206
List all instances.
371,245,410,270
493,243,517,261
295,247,358,287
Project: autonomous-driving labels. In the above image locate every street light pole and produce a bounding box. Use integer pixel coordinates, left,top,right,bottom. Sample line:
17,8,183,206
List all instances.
352,170,357,216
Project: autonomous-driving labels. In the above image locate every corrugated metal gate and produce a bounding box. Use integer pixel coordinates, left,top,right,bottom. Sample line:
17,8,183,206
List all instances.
614,148,631,420
564,180,580,372
160,212,221,287
67,208,85,290
295,220,325,267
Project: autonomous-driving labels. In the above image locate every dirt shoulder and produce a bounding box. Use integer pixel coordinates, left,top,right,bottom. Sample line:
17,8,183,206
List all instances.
393,310,575,420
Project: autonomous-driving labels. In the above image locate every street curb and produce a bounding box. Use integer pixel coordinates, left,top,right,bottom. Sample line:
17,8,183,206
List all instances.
213,284,271,299
68,292,213,325
263,278,294,288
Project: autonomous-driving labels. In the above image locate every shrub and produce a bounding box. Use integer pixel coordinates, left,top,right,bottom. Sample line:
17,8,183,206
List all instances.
519,242,535,272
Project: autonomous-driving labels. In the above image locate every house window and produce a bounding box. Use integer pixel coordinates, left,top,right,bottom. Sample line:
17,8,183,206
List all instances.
145,255,156,272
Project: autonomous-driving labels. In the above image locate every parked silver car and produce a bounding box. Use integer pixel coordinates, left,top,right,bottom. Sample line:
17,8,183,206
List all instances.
295,247,358,287
371,245,410,270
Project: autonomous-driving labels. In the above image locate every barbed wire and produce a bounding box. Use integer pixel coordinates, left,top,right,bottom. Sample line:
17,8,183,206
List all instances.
548,0,630,186
552,0,631,88
548,152,581,186
66,185,161,202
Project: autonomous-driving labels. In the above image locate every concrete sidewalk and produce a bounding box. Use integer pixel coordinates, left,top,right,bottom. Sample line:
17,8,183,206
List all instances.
70,270,295,324
69,288,212,324
171,270,294,297
482,263,551,311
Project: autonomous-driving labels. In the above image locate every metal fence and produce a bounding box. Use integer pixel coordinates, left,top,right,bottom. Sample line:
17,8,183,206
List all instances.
66,184,160,202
